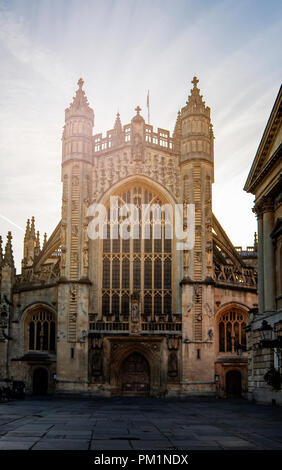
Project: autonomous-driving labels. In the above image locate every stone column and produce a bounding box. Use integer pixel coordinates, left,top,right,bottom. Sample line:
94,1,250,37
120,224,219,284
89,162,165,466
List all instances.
257,211,264,313
263,199,275,312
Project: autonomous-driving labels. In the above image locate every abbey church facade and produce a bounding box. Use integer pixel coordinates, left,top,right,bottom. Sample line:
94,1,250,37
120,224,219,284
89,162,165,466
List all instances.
0,78,257,398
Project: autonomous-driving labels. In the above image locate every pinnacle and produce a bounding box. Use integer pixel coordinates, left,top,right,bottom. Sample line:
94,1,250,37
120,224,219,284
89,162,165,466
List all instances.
173,110,182,137
30,216,36,238
114,112,122,133
25,218,30,239
36,230,40,249
4,231,14,267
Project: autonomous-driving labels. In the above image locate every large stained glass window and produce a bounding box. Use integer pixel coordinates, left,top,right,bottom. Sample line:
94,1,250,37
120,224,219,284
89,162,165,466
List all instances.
101,184,173,317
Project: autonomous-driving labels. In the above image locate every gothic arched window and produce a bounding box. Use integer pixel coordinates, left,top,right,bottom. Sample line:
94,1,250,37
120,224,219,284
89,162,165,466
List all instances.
27,309,56,352
218,309,248,354
101,184,173,318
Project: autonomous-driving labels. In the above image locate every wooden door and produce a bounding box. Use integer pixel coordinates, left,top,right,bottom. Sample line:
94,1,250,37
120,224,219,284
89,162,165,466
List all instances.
121,353,150,396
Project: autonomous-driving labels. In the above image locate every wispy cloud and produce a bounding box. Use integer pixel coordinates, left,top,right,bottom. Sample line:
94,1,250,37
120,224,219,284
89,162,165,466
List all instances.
0,0,281,270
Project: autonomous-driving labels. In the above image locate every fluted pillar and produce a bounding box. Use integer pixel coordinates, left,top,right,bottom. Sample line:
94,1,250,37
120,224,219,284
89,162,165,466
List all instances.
256,211,264,313
263,199,275,312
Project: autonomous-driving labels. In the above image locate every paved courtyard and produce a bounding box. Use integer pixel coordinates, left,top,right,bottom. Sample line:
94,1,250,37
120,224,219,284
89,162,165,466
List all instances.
0,396,281,450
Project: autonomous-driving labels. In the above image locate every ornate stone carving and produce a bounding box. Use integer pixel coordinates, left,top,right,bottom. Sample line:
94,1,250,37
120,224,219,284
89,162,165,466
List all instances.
167,336,180,350
91,150,181,203
204,302,213,317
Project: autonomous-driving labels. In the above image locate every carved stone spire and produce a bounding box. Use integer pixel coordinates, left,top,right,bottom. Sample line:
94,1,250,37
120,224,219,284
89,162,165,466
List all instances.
114,112,122,134
24,218,30,240
43,232,47,248
35,230,41,257
173,110,182,152
185,76,210,117
254,232,258,251
65,78,94,122
30,216,36,239
112,112,124,146
173,111,181,136
4,232,14,267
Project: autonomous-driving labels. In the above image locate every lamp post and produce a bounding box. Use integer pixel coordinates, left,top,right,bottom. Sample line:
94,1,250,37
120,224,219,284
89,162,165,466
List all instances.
258,320,273,348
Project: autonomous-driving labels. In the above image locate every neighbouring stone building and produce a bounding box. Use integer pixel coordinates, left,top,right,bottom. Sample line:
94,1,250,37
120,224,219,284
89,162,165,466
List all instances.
0,77,257,398
244,85,282,405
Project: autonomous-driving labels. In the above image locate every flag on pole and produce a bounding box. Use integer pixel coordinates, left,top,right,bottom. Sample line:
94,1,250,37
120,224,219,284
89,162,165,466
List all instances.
147,90,149,108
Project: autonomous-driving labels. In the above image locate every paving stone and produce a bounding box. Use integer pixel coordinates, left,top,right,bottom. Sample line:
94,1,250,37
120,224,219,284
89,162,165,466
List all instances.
32,439,89,450
91,440,132,450
130,440,175,450
174,441,222,450
1,397,282,450
0,441,36,450
0,435,40,442
6,431,46,437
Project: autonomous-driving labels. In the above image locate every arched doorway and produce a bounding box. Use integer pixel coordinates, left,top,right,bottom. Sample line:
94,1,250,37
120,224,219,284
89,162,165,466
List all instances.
33,368,48,395
226,370,242,398
121,353,150,396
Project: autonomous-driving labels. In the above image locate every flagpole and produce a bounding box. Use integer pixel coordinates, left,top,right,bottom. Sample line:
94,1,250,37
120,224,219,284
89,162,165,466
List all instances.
147,90,150,124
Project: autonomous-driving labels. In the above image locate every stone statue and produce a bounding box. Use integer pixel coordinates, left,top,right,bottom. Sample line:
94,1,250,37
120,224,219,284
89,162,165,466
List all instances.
131,301,139,322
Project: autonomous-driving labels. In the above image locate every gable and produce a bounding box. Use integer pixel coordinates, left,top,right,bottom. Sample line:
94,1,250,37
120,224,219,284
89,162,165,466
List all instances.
244,85,282,194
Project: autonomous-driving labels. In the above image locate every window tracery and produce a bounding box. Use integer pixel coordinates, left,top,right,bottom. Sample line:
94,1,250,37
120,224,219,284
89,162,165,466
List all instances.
27,310,56,352
101,184,172,318
218,309,248,353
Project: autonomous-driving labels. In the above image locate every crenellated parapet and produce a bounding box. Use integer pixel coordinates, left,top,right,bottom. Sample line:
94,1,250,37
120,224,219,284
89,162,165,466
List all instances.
93,112,175,156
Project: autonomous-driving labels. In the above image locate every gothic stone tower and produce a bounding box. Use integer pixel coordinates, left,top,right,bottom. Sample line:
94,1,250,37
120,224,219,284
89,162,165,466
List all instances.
179,76,215,393
57,78,94,393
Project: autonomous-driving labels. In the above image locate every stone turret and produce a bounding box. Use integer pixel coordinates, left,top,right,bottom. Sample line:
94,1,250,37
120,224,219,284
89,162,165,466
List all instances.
180,76,214,170
180,77,215,388
57,79,93,392
62,78,94,164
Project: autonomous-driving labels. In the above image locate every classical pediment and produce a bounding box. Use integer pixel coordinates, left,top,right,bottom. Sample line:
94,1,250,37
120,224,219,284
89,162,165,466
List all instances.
244,85,282,194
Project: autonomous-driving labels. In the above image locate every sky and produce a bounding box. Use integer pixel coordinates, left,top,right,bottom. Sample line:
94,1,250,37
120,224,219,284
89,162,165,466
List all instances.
0,0,281,272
